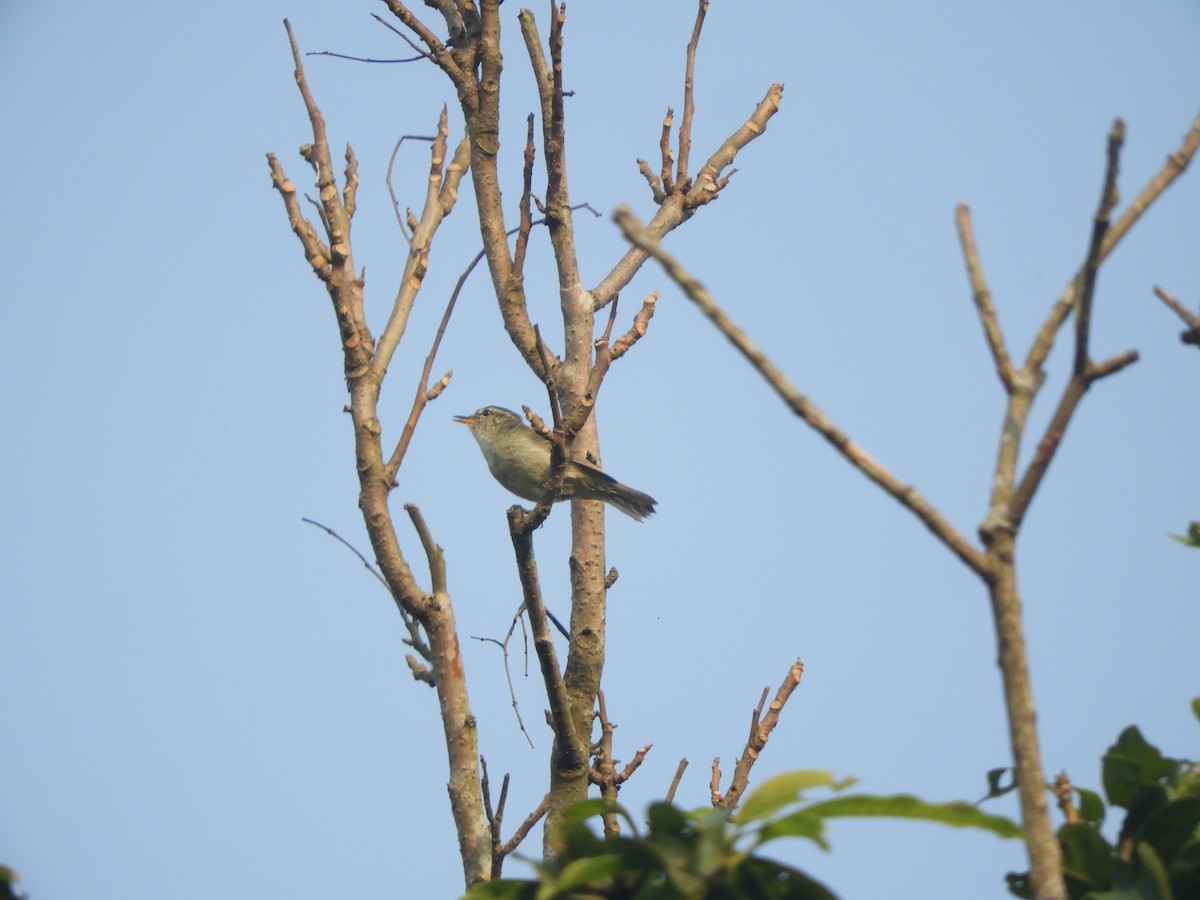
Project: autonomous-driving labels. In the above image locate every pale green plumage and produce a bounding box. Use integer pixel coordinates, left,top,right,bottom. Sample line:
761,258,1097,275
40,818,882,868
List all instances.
454,406,656,520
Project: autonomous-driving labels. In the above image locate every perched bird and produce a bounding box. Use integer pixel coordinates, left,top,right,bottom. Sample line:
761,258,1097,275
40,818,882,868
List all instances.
454,406,657,521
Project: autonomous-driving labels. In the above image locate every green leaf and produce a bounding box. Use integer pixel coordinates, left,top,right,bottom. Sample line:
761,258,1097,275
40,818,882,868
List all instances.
1134,795,1200,865
1167,838,1200,899
734,856,840,900
562,797,625,823
1076,787,1107,828
1132,841,1172,900
984,767,1018,800
541,854,627,895
646,802,690,838
651,835,709,896
757,809,830,850
549,819,605,860
688,811,733,880
737,771,853,822
1191,697,1200,725
1058,822,1115,890
1104,727,1177,810
800,794,1025,839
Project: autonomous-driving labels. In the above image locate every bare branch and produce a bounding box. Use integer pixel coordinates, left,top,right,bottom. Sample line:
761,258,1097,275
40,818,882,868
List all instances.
1008,123,1133,530
519,4,587,376
507,506,583,772
306,49,426,64
272,20,489,884
406,654,435,685
675,0,708,189
473,615,536,749
713,659,805,809
404,503,446,594
513,115,536,281
1153,285,1200,346
371,12,437,62
665,758,689,804
267,155,332,281
609,292,658,361
379,2,460,78
592,689,621,836
614,206,990,578
1102,110,1200,257
637,157,667,204
386,279,463,479
659,106,676,189
593,84,784,311
498,795,549,858
955,204,1013,390
373,112,470,380
276,21,374,376
1087,349,1139,381
1074,119,1124,376
1026,110,1200,374
386,133,437,243
709,758,722,807
685,83,784,209
300,517,432,664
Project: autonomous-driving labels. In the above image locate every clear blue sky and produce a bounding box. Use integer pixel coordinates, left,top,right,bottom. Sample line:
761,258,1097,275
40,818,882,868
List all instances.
3,2,1198,898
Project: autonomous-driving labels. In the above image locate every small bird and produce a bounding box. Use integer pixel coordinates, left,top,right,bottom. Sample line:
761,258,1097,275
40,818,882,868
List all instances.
454,406,657,521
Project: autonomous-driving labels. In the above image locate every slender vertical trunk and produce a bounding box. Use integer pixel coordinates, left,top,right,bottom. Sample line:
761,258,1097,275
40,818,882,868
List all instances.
988,532,1065,900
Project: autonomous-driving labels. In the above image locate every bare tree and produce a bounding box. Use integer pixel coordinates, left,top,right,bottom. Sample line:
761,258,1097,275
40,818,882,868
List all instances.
268,2,1199,897
615,111,1200,899
269,1,789,889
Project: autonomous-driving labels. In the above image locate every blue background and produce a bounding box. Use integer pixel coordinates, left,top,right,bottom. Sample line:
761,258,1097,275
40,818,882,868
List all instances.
3,2,1198,897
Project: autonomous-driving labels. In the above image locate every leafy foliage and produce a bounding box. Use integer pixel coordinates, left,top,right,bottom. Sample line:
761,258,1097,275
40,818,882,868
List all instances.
1005,701,1200,899
465,771,1021,899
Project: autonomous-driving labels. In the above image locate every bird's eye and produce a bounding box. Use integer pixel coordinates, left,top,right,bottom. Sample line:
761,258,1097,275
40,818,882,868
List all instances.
481,408,491,417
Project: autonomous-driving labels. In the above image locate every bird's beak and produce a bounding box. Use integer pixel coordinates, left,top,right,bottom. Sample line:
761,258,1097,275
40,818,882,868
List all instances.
453,414,475,425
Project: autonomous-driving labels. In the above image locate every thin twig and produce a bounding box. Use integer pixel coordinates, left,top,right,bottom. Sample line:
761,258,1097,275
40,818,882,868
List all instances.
371,12,437,62
1025,110,1200,374
377,4,456,74
386,134,437,243
1153,285,1200,346
306,50,425,64
1074,119,1124,376
665,758,689,804
675,0,708,188
955,205,1013,390
513,115,536,280
473,625,536,749
498,795,550,858
300,517,432,665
